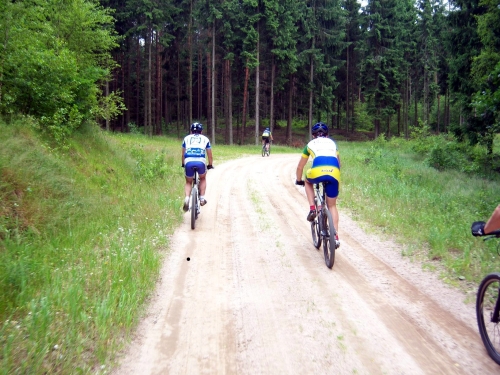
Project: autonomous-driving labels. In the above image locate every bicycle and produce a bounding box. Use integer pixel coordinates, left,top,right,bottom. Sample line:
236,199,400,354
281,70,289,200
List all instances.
310,182,338,268
189,167,201,230
476,229,500,365
187,165,213,230
262,141,270,157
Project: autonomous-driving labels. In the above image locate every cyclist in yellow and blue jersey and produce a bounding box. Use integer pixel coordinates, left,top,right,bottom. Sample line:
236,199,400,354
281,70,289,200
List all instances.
262,127,273,152
295,122,341,247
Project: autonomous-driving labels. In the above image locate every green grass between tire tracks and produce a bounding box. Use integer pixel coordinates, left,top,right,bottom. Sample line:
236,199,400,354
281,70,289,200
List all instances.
1,120,499,373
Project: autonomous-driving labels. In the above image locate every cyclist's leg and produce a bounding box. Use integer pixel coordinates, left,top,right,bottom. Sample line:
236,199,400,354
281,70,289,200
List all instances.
183,163,196,211
324,177,340,246
184,163,198,195
326,196,339,235
304,169,320,221
191,161,207,204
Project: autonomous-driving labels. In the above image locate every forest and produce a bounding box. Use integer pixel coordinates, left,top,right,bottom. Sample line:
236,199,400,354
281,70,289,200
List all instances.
1,0,499,150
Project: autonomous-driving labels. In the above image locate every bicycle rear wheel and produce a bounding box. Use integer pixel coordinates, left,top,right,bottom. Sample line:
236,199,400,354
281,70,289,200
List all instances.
322,208,335,268
262,146,266,157
190,187,197,230
477,272,500,365
311,215,321,249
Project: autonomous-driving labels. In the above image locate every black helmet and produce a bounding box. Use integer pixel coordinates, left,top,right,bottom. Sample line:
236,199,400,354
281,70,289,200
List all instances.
312,122,328,137
190,122,203,133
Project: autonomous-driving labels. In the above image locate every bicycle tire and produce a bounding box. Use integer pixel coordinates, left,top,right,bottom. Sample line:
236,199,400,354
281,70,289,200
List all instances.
322,208,335,268
190,186,197,230
262,146,266,157
477,272,500,365
311,216,321,249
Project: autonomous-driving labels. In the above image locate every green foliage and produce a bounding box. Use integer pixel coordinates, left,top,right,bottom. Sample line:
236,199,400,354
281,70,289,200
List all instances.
130,147,170,181
0,0,118,146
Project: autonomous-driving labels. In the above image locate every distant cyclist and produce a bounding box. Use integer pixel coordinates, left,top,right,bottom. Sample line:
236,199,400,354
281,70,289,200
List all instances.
472,205,500,236
262,127,273,152
181,122,213,212
295,122,341,247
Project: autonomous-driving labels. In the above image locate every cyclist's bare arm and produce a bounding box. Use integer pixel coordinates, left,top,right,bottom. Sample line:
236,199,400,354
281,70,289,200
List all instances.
207,148,213,166
296,156,308,181
485,205,500,233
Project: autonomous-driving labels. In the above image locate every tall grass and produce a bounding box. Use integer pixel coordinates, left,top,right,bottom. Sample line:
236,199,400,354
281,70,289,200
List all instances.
339,136,500,284
0,121,185,373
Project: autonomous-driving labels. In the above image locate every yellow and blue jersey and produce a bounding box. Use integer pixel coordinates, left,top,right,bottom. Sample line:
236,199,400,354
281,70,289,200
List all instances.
302,137,340,197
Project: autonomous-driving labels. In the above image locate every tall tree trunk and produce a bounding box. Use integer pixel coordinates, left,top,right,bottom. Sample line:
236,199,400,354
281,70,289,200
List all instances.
188,0,193,127
346,45,349,133
255,34,260,146
228,60,233,145
177,45,181,136
145,26,152,136
286,74,293,145
224,59,228,144
125,48,130,131
241,60,250,145
270,56,275,134
136,37,141,126
198,48,202,119
156,31,162,134
211,23,216,144
105,81,110,131
207,51,211,136
414,87,418,127
437,94,441,133
308,53,314,139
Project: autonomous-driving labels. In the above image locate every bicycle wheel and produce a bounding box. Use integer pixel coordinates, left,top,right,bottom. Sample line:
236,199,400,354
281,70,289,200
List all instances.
477,272,500,365
311,215,321,249
262,146,266,157
266,145,270,156
322,208,335,268
190,187,197,230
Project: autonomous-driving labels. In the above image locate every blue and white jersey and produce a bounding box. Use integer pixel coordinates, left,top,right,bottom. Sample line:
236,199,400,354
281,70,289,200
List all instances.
182,134,211,164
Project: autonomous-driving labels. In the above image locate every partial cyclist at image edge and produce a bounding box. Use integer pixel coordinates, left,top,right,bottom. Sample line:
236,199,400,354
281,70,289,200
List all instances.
295,122,341,248
472,204,500,366
181,122,214,212
472,205,500,237
262,127,273,151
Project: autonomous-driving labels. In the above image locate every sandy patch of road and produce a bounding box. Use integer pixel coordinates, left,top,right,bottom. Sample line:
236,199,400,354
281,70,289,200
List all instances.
113,154,496,374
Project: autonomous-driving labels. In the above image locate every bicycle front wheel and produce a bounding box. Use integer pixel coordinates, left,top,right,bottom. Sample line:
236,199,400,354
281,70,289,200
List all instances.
311,216,321,249
322,208,336,268
477,272,500,365
190,187,197,230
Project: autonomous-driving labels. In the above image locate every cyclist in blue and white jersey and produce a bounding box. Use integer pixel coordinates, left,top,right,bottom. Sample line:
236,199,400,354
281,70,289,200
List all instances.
181,122,213,212
295,122,341,247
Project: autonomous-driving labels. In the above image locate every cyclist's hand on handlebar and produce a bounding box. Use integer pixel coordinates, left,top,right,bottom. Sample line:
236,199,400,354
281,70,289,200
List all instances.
207,164,214,170
472,221,487,236
295,180,305,186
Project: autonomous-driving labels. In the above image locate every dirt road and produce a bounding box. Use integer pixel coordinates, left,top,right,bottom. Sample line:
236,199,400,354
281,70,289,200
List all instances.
113,154,497,374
